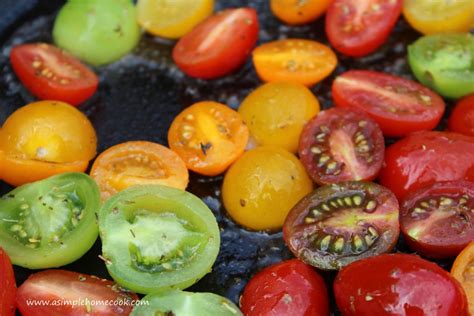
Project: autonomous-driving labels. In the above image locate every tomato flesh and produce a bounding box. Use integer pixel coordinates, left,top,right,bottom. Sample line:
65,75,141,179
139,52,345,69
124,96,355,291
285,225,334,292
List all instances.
334,253,469,316
270,0,332,25
451,242,474,315
332,70,445,137
299,108,384,185
448,94,474,137
241,259,329,316
283,181,399,270
326,0,402,57
0,248,16,316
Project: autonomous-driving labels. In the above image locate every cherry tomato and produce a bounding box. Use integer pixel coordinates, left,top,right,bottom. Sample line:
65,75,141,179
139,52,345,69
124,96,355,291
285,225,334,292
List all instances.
168,101,248,176
299,108,384,185
270,0,332,25
222,147,313,231
252,39,337,86
379,131,474,200
91,141,189,201
172,8,259,79
332,70,445,137
326,0,402,57
0,248,16,316
137,0,214,39
16,270,139,316
403,0,474,35
10,43,98,106
334,253,469,316
284,181,399,270
448,94,474,137
0,101,97,186
451,242,474,315
240,259,329,316
239,82,320,153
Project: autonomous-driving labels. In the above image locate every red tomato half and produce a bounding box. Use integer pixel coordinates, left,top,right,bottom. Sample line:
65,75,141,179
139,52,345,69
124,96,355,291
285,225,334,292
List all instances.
326,0,402,57
0,248,16,316
334,253,469,316
16,270,139,316
10,43,99,106
379,131,474,200
332,70,445,137
240,259,329,316
172,8,259,79
448,94,474,137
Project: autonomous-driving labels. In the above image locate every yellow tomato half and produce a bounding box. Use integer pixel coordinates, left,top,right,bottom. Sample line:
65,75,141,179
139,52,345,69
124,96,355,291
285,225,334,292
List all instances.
270,0,332,25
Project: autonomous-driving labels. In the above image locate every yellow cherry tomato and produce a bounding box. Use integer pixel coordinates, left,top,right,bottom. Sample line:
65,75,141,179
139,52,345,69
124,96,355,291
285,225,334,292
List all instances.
403,0,474,35
137,0,214,39
270,0,332,25
239,82,320,153
222,147,313,231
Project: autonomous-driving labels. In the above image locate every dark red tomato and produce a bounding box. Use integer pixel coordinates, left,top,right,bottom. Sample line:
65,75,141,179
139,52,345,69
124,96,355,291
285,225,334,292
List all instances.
379,131,474,200
448,94,474,137
299,108,384,185
16,270,139,316
240,259,329,316
0,248,16,316
172,8,259,79
283,181,399,270
332,70,445,137
400,181,474,259
10,43,98,106
334,253,469,316
325,0,402,57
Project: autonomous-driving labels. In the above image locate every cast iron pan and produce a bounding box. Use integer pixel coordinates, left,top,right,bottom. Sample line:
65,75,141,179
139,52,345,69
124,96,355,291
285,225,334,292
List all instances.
0,1,458,315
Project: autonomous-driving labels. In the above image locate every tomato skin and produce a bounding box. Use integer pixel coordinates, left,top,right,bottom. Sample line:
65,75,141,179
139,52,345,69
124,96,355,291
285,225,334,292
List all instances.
332,70,445,137
451,242,474,315
240,259,329,316
16,270,139,316
0,248,16,316
334,253,469,316
379,131,474,200
172,8,259,79
10,43,98,106
448,94,474,137
326,0,402,57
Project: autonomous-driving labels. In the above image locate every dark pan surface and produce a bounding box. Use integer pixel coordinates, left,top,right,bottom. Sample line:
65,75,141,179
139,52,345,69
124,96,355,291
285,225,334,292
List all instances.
0,1,457,315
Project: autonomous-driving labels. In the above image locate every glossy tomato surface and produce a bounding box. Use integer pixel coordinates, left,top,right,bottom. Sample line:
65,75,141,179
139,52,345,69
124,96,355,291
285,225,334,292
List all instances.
448,94,474,137
0,248,16,316
241,259,329,316
334,254,469,316
379,131,474,200
172,8,259,79
451,242,474,315
326,0,402,57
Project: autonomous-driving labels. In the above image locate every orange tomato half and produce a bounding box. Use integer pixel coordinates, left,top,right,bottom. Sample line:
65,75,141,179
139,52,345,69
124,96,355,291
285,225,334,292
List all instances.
168,101,249,176
252,39,337,87
90,141,189,201
451,242,474,315
270,0,332,25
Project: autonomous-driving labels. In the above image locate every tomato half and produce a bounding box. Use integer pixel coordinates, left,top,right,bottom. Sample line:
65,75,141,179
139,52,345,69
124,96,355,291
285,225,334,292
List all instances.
400,181,474,259
16,270,139,316
252,39,337,87
172,8,259,79
332,70,445,137
168,101,249,176
222,147,313,231
91,141,188,201
239,81,320,153
299,108,384,185
451,242,474,315
0,173,100,269
270,0,332,25
379,131,474,200
448,94,474,137
334,253,469,316
240,259,329,316
0,100,97,186
10,43,98,106
325,0,402,57
98,185,220,294
0,248,16,316
131,290,241,316
283,181,399,270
